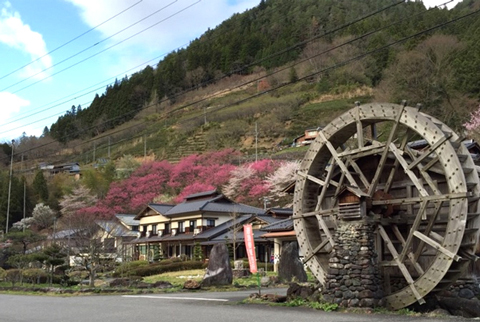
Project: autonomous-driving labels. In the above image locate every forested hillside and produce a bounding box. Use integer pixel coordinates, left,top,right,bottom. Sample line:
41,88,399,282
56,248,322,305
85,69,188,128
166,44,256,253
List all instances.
46,0,480,146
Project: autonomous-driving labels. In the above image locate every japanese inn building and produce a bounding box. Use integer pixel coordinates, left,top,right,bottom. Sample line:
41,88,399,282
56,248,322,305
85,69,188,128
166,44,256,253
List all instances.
131,190,290,262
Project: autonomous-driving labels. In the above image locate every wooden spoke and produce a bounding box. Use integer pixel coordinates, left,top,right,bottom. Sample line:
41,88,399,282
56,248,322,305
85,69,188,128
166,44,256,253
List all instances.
349,159,370,190
303,239,330,264
292,208,339,220
371,192,469,207
398,200,428,263
316,215,335,247
412,231,461,261
389,143,429,197
407,134,452,171
378,225,426,305
356,105,364,148
318,131,360,189
414,202,442,261
368,104,406,196
391,225,424,275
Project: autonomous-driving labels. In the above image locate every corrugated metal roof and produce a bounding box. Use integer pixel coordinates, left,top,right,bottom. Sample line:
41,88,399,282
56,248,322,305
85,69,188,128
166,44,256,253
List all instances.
96,220,138,237
115,214,139,227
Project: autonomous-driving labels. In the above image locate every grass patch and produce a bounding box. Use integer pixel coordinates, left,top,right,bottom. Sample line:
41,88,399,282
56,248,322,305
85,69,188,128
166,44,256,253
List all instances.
143,269,204,286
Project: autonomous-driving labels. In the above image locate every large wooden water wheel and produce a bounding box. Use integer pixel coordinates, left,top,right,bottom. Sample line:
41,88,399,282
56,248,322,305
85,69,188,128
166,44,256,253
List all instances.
293,102,480,309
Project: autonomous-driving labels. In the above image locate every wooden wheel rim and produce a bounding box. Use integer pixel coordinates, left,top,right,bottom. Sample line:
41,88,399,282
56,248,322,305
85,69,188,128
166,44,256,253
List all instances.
293,103,479,309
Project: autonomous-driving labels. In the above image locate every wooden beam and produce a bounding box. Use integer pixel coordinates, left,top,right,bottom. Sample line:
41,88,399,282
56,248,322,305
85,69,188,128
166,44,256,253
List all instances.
356,106,364,148
414,201,442,261
368,104,405,196
391,225,424,275
291,208,339,220
318,131,361,190
349,159,370,190
389,143,429,197
370,192,469,206
316,215,335,248
303,238,330,264
377,225,426,305
412,230,461,261
398,200,428,263
407,134,452,171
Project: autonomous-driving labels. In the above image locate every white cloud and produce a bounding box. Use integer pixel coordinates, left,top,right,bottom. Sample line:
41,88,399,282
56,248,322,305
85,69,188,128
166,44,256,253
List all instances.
0,2,52,80
65,0,259,59
0,91,30,118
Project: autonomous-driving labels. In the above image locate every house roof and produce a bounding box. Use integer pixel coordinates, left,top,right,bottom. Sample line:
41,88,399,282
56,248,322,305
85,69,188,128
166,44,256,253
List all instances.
47,229,80,240
165,194,264,216
150,204,175,215
265,207,293,218
134,203,175,220
260,218,293,232
115,214,139,227
96,220,138,238
201,228,268,245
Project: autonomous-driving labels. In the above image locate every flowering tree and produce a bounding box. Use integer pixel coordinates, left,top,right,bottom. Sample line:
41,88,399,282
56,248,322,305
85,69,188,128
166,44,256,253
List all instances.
265,161,300,196
464,105,480,139
223,159,279,206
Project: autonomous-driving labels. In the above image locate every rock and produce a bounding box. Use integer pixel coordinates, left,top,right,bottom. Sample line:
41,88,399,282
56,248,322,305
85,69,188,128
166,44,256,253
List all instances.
286,282,317,301
260,276,271,287
278,242,307,283
108,278,131,287
232,269,251,278
233,260,244,270
183,279,201,290
201,243,233,286
152,281,173,289
436,296,480,318
458,288,475,299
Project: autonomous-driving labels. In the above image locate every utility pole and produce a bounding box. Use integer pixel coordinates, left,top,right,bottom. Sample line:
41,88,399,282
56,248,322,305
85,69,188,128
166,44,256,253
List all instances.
144,134,147,160
23,180,26,233
255,122,258,162
6,139,14,234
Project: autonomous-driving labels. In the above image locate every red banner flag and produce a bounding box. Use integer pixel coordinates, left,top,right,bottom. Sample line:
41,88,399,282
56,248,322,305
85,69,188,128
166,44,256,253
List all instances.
243,223,257,273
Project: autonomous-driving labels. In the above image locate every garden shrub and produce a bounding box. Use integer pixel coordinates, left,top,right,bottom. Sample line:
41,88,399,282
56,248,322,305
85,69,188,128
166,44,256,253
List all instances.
5,269,21,286
23,268,48,284
128,260,204,277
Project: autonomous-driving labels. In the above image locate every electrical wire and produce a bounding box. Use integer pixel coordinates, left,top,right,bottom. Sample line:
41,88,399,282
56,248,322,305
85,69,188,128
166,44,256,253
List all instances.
0,0,143,81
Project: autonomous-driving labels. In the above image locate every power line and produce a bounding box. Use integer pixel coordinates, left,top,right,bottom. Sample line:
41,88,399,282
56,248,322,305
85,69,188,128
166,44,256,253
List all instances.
3,0,470,165
0,1,178,93
0,0,143,82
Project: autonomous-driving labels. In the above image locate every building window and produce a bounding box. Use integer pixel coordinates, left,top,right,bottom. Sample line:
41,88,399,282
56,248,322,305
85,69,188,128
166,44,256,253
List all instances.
152,224,157,235
178,222,184,233
206,219,215,227
189,220,196,231
164,223,170,234
131,225,139,231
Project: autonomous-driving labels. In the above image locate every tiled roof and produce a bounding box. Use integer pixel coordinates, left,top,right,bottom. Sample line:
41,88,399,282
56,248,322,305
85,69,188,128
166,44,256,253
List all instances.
165,195,263,216
149,203,175,215
184,189,218,200
260,218,293,232
266,208,293,216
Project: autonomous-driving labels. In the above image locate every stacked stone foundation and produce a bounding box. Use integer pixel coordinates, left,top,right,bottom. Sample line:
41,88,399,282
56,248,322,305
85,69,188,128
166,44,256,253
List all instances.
322,221,383,308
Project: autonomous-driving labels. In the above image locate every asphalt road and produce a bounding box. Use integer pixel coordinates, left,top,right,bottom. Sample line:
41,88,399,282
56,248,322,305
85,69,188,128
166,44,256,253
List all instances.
0,288,461,322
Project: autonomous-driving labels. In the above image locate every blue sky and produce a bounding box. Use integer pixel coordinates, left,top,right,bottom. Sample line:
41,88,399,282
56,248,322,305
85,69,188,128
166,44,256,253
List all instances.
0,0,461,142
